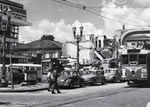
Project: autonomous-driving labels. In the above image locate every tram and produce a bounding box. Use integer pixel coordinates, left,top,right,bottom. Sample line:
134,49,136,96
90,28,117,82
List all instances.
121,49,150,85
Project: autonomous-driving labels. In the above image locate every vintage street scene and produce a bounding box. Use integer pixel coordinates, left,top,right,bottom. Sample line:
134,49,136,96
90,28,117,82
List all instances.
0,0,150,107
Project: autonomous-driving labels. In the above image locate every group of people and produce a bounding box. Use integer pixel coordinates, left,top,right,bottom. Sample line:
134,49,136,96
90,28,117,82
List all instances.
47,58,64,94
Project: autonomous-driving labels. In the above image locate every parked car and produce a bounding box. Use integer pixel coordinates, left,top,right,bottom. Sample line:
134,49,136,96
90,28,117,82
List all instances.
81,70,106,85
104,68,121,82
57,70,84,88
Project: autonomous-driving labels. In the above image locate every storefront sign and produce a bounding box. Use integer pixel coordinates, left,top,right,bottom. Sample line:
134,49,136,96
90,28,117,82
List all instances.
0,2,27,21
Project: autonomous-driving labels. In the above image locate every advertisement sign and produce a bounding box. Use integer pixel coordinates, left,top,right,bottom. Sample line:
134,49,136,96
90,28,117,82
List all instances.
0,1,27,21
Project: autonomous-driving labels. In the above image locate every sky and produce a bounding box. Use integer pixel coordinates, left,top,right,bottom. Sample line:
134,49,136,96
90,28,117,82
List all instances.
10,0,150,43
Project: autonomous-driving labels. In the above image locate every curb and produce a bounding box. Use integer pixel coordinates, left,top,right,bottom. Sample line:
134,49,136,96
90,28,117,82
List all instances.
0,84,48,92
0,87,47,93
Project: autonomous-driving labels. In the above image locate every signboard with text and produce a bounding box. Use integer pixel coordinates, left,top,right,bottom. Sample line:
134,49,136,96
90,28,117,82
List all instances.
0,0,27,22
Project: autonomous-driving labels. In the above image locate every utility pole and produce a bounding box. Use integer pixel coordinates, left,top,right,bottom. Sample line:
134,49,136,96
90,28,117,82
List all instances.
0,16,8,87
0,9,12,87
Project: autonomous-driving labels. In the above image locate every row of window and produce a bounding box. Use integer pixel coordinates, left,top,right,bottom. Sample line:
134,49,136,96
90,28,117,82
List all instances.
122,54,146,64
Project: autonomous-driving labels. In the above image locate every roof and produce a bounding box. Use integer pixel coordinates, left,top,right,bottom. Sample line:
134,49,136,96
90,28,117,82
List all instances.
13,40,63,50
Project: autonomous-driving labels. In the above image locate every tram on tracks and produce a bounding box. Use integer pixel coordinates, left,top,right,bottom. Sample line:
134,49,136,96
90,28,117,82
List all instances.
121,49,150,85
120,28,150,85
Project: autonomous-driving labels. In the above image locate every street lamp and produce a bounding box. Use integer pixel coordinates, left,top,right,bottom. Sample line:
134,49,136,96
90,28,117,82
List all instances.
72,25,84,73
0,9,12,87
113,35,119,68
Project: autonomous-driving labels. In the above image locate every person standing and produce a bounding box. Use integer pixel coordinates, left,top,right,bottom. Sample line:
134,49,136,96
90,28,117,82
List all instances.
51,64,61,94
101,67,104,75
47,63,53,92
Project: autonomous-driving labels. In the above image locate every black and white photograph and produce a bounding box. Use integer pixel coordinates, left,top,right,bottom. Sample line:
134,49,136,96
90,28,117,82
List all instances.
0,0,150,107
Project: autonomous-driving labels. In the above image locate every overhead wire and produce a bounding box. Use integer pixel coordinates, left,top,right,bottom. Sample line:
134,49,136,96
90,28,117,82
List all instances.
85,6,144,25
51,0,146,27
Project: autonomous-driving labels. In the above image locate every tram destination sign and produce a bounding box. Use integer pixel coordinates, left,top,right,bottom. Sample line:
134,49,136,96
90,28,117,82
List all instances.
0,1,27,21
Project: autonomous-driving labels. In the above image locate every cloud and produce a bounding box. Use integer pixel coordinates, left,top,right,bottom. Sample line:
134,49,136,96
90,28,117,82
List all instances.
73,20,103,36
19,19,103,43
19,19,72,43
101,0,150,37
133,0,150,7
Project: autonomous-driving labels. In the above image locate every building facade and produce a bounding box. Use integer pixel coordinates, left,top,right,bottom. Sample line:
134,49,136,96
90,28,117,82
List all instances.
13,39,63,64
0,0,31,64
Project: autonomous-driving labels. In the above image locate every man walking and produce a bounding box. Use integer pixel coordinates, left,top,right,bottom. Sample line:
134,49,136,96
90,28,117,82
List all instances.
51,64,61,94
50,58,62,94
47,63,53,92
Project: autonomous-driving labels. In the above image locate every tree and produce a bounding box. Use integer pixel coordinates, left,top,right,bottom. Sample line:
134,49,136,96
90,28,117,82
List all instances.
41,35,55,41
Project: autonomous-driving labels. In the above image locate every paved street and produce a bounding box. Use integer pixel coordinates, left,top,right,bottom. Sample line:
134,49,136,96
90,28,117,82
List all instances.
0,82,149,107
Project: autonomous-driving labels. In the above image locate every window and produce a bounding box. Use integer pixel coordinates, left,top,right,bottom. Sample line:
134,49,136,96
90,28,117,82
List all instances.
139,54,146,64
10,25,19,39
129,54,138,65
129,55,137,61
122,55,128,64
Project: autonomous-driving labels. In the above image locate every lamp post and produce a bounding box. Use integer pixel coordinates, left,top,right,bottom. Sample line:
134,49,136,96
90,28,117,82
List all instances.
0,9,12,87
72,25,83,73
114,35,119,68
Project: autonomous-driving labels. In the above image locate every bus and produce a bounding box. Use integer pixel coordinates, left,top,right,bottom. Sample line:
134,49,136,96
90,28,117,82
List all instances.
121,49,150,85
11,64,42,82
0,64,42,83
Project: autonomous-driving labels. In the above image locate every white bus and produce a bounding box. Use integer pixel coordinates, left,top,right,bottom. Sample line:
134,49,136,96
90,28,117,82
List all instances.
0,64,42,83
11,64,42,82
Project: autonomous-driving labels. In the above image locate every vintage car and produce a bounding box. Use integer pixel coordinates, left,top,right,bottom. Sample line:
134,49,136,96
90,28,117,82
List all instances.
104,68,121,82
81,70,106,85
57,70,84,88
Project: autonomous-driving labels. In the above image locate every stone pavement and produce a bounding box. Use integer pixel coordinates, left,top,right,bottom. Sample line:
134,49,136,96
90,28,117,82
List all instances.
0,82,48,92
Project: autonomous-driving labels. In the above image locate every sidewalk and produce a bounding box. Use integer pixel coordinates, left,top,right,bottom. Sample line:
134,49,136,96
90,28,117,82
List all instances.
0,82,48,92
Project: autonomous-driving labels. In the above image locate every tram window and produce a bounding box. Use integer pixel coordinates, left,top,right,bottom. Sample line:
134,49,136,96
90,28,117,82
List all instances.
129,55,137,61
139,55,146,64
122,55,128,64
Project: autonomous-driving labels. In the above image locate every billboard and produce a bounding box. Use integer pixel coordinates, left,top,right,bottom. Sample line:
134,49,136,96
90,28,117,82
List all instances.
0,0,30,26
0,1,26,21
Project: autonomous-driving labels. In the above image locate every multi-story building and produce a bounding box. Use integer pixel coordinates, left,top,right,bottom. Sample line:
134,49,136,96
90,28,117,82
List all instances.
0,0,31,64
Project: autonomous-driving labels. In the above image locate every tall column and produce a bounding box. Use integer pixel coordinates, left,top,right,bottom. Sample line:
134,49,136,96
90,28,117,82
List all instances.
76,40,79,73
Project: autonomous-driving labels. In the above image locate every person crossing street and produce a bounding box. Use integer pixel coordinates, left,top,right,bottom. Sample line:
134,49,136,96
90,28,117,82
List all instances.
50,58,63,94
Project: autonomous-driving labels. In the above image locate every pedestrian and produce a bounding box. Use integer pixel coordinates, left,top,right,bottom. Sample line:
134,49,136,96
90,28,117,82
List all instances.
50,58,62,94
47,71,52,91
47,63,53,92
51,64,61,94
101,67,104,75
